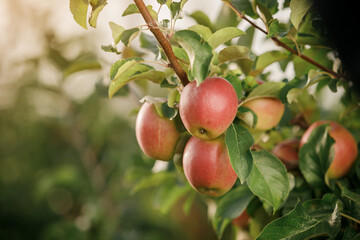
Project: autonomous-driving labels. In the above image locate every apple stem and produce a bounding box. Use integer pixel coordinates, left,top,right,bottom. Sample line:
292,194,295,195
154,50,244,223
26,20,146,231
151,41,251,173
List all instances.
224,1,343,80
133,0,190,87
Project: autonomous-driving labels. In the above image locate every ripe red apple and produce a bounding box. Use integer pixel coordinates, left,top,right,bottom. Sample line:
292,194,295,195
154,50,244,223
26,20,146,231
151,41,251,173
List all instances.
135,102,180,161
272,139,300,171
232,211,250,229
242,97,285,130
179,77,238,140
300,120,358,179
182,136,238,197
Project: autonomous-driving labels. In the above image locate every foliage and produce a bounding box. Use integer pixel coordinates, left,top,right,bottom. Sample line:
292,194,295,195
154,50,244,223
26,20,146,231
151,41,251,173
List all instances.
0,30,217,240
68,0,360,239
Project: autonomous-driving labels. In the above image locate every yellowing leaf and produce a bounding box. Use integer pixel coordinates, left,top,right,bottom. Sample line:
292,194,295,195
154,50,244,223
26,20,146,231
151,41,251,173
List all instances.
70,0,89,29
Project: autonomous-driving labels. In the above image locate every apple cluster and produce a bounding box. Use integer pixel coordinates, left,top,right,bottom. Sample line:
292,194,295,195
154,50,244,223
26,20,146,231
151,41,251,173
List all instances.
135,77,287,197
135,76,358,200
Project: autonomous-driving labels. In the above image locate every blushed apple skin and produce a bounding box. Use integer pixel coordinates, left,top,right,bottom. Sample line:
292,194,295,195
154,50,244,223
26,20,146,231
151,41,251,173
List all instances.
182,136,238,197
242,98,285,130
232,211,250,229
135,102,180,161
300,120,358,179
272,139,300,171
179,77,238,140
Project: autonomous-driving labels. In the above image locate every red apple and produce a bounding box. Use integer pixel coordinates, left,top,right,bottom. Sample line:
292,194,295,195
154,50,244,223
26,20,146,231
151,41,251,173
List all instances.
232,211,250,229
135,102,180,161
300,120,358,179
272,139,300,171
179,77,238,140
242,97,285,130
182,136,238,197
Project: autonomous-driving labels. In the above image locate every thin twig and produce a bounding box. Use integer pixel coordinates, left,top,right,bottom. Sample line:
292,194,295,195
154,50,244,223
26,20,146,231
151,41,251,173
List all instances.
340,212,360,224
225,1,343,79
133,0,189,86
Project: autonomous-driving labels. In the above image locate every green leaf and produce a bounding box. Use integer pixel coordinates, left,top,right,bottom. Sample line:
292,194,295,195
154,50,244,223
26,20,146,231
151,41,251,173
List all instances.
214,3,240,31
121,28,140,46
153,184,191,214
169,1,181,18
63,58,101,77
207,27,245,49
89,0,107,28
290,0,313,30
139,33,159,54
293,48,332,78
245,81,285,102
161,102,177,119
225,124,254,184
187,25,213,41
257,194,341,240
218,46,250,64
131,171,176,194
157,0,167,4
247,150,290,211
287,88,303,104
267,19,289,38
237,26,255,49
342,187,360,205
70,0,89,29
225,74,243,99
109,22,125,44
130,70,166,83
343,226,360,240
231,0,259,19
236,106,257,128
278,77,306,103
108,58,153,98
188,11,214,31
299,124,335,189
101,44,121,54
173,30,213,85
256,0,278,14
167,0,188,18
122,4,158,20
251,51,289,76
213,186,254,238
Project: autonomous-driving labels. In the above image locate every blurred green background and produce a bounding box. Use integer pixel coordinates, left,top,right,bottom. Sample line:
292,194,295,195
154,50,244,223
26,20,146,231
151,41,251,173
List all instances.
0,1,221,239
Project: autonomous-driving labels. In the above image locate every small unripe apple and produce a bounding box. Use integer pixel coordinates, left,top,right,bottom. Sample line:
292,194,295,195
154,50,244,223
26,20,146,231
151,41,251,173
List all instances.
272,139,300,171
179,77,238,140
183,136,238,197
242,97,285,130
300,120,358,179
135,102,180,161
232,211,250,229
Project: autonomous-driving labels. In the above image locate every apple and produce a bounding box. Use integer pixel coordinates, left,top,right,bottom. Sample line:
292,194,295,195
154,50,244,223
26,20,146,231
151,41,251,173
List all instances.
272,139,300,171
242,97,285,130
300,120,358,179
179,77,238,140
135,102,180,161
182,136,238,197
232,211,250,229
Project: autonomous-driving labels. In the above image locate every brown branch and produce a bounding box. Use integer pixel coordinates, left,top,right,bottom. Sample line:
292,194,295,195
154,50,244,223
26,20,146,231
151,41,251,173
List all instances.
133,0,189,86
226,2,343,79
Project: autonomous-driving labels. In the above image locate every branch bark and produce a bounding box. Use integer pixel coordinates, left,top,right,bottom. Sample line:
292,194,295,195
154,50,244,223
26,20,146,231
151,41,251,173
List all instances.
226,2,343,79
133,0,189,86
